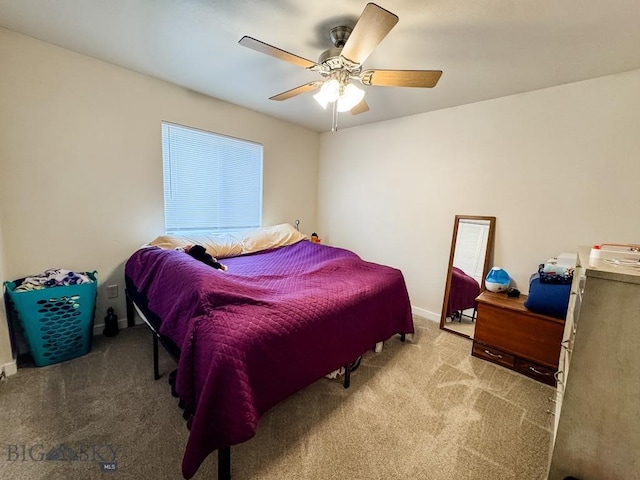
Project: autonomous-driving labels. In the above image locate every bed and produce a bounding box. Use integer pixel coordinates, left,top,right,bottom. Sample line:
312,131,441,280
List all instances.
446,266,480,320
123,224,414,479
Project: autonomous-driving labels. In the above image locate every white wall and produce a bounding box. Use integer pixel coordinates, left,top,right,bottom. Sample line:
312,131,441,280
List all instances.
317,69,640,320
0,211,16,374
0,28,320,345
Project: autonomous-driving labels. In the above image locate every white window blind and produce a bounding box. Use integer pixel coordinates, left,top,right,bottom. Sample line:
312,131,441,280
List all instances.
452,220,490,285
162,122,263,234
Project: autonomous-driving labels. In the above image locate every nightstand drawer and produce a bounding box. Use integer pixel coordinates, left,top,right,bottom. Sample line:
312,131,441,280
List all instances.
515,359,556,386
472,342,515,368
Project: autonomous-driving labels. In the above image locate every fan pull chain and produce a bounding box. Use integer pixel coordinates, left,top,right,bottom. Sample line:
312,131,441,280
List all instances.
331,101,339,133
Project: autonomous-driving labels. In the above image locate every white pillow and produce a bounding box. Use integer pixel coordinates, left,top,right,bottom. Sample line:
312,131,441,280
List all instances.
238,223,308,254
147,223,307,259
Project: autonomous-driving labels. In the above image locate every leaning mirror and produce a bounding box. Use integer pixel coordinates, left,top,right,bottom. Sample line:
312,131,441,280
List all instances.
440,215,496,338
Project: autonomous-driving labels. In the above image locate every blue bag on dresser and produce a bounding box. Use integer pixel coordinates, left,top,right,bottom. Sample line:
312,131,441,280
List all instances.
524,273,571,319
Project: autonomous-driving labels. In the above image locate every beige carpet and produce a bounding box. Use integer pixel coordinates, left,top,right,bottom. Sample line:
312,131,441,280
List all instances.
0,317,554,479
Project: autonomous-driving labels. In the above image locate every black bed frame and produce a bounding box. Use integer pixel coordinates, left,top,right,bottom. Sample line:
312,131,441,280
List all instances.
125,290,405,480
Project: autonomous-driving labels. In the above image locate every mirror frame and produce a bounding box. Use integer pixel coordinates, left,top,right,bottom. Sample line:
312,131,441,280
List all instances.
439,215,496,337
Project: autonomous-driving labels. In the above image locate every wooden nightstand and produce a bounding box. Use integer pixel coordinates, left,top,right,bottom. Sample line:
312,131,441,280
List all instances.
472,291,564,385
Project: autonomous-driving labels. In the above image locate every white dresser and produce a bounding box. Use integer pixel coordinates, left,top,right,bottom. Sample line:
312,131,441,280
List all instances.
548,246,640,479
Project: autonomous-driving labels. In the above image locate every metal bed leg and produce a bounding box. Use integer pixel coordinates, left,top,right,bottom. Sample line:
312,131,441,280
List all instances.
400,333,406,342
125,292,135,327
218,447,231,480
343,363,351,389
342,356,362,389
153,332,160,380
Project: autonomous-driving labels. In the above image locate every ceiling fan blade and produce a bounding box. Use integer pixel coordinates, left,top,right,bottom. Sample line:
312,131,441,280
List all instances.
340,3,399,66
351,99,369,115
360,69,443,88
269,82,321,101
239,36,317,69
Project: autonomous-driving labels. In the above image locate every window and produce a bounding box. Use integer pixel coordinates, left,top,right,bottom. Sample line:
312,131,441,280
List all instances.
162,122,263,234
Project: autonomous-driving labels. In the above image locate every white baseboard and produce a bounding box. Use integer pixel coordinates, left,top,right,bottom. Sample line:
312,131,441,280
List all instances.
2,359,18,377
411,306,441,323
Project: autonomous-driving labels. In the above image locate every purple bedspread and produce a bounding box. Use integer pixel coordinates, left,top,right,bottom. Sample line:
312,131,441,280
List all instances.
125,240,413,478
446,266,481,317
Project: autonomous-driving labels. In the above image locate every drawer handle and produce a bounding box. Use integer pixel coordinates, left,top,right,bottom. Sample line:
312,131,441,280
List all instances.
545,409,556,416
554,370,565,384
483,349,502,359
529,366,551,376
548,397,557,403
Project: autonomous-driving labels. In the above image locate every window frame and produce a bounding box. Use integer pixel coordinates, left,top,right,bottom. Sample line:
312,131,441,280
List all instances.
161,122,264,235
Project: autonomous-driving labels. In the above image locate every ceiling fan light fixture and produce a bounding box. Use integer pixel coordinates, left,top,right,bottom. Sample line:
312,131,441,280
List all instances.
312,92,329,109
313,79,340,109
336,83,365,113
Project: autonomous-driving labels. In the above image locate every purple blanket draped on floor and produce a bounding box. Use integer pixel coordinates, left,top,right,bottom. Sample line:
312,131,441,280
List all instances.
125,240,414,478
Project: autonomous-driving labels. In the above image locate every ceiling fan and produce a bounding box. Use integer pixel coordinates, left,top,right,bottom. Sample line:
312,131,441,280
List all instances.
239,2,443,131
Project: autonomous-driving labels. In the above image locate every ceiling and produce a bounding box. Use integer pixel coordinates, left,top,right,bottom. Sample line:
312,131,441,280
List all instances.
1,0,640,133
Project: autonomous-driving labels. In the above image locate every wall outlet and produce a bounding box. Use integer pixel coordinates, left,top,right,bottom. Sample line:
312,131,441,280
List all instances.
107,284,119,299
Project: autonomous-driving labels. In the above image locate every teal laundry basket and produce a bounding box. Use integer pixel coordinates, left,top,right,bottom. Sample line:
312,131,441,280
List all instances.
4,271,98,367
